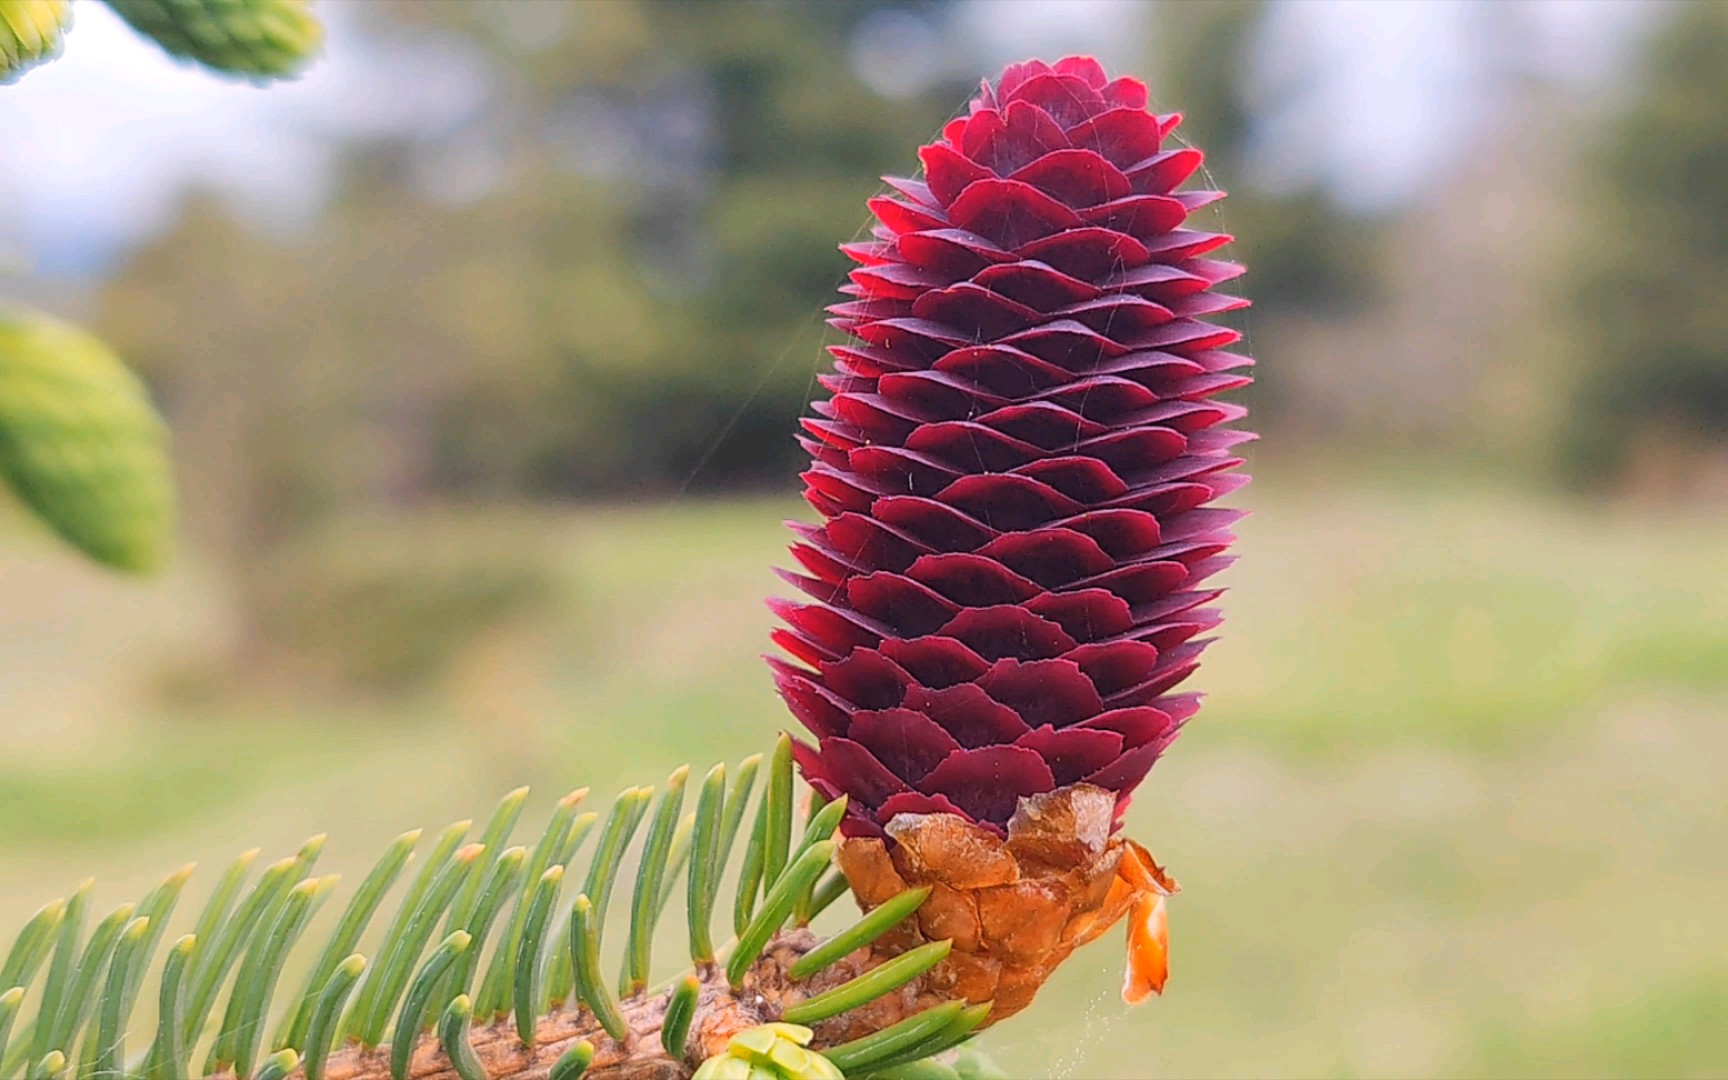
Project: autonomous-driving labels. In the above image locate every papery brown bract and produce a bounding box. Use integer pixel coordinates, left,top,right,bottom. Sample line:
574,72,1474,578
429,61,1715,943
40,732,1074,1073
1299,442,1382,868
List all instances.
772,56,1251,840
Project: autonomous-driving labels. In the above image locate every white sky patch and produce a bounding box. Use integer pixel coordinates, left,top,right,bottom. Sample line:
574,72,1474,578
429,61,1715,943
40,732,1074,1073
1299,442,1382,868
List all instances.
0,2,487,276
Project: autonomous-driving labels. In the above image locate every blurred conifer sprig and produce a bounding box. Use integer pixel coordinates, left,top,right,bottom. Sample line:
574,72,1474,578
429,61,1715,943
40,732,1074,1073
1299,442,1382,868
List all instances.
2,0,321,83
105,0,321,80
0,738,1002,1079
0,0,68,81
0,309,174,573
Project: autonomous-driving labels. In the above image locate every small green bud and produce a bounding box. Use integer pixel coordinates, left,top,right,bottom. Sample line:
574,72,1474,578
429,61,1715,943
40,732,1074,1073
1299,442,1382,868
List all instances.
103,0,320,80
692,1022,843,1080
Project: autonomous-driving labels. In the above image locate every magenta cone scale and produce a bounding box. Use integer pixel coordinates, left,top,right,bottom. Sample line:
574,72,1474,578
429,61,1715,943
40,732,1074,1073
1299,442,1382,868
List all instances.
771,56,1252,840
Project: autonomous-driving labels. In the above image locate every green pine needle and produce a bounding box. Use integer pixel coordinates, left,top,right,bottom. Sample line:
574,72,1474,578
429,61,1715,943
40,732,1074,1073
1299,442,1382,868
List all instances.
790,797,848,926
660,974,701,1060
859,1002,993,1073
581,787,651,930
806,870,852,923
141,933,195,1080
654,811,697,925
790,887,931,981
549,1041,595,1080
29,880,87,1067
513,868,563,1046
0,988,24,1075
228,875,333,1078
864,1060,961,1080
714,754,762,892
451,788,529,932
342,820,470,1042
253,1048,300,1080
0,899,64,993
623,766,688,997
477,789,584,1019
351,843,484,1048
183,848,259,1030
122,863,194,1016
686,762,728,965
568,895,626,1044
727,840,834,989
782,941,953,1025
437,995,486,1080
821,1002,968,1075
733,804,768,938
445,846,527,1004
91,915,150,1080
301,955,364,1080
391,932,470,1080
762,734,796,894
33,901,134,1071
279,828,419,1051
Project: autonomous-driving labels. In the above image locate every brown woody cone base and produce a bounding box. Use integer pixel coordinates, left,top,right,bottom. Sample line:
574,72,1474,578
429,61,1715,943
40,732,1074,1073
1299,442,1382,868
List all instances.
829,785,1138,1036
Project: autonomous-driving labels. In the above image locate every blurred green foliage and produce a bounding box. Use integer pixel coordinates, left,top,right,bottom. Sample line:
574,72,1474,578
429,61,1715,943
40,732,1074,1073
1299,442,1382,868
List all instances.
1563,1,1728,484
251,515,569,692
1151,0,1380,318
1150,0,1384,425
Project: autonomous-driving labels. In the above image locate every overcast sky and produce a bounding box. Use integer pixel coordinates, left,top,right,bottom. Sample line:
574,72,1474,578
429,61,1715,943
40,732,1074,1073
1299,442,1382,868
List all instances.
0,0,1657,280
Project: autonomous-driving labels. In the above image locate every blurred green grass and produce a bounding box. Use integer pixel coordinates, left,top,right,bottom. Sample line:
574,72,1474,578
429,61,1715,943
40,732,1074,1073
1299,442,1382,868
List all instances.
0,465,1725,1077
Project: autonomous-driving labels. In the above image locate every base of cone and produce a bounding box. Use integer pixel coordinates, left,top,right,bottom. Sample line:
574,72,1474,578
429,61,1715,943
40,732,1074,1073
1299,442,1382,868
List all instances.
830,784,1170,1031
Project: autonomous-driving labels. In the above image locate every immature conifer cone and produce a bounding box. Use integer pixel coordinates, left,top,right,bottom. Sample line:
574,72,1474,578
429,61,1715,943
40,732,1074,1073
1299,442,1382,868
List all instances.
772,55,1249,1021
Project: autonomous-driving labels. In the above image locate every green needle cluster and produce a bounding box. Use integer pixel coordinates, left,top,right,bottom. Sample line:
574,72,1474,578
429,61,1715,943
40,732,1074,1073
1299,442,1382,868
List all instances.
0,739,977,1079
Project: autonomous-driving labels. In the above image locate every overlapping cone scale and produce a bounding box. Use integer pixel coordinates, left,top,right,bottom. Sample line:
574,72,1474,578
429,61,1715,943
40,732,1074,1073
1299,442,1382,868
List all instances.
772,55,1251,841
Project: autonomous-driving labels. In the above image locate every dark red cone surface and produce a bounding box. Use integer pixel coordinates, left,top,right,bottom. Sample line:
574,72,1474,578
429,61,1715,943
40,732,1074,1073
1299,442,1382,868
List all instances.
772,56,1251,840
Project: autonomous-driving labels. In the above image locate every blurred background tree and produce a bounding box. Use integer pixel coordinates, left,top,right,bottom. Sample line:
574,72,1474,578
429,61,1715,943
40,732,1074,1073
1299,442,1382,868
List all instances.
1148,0,1382,423
1560,0,1728,492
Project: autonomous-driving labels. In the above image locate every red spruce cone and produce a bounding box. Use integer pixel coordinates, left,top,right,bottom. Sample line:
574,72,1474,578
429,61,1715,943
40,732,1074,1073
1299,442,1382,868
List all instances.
767,55,1250,1024
771,55,1250,837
